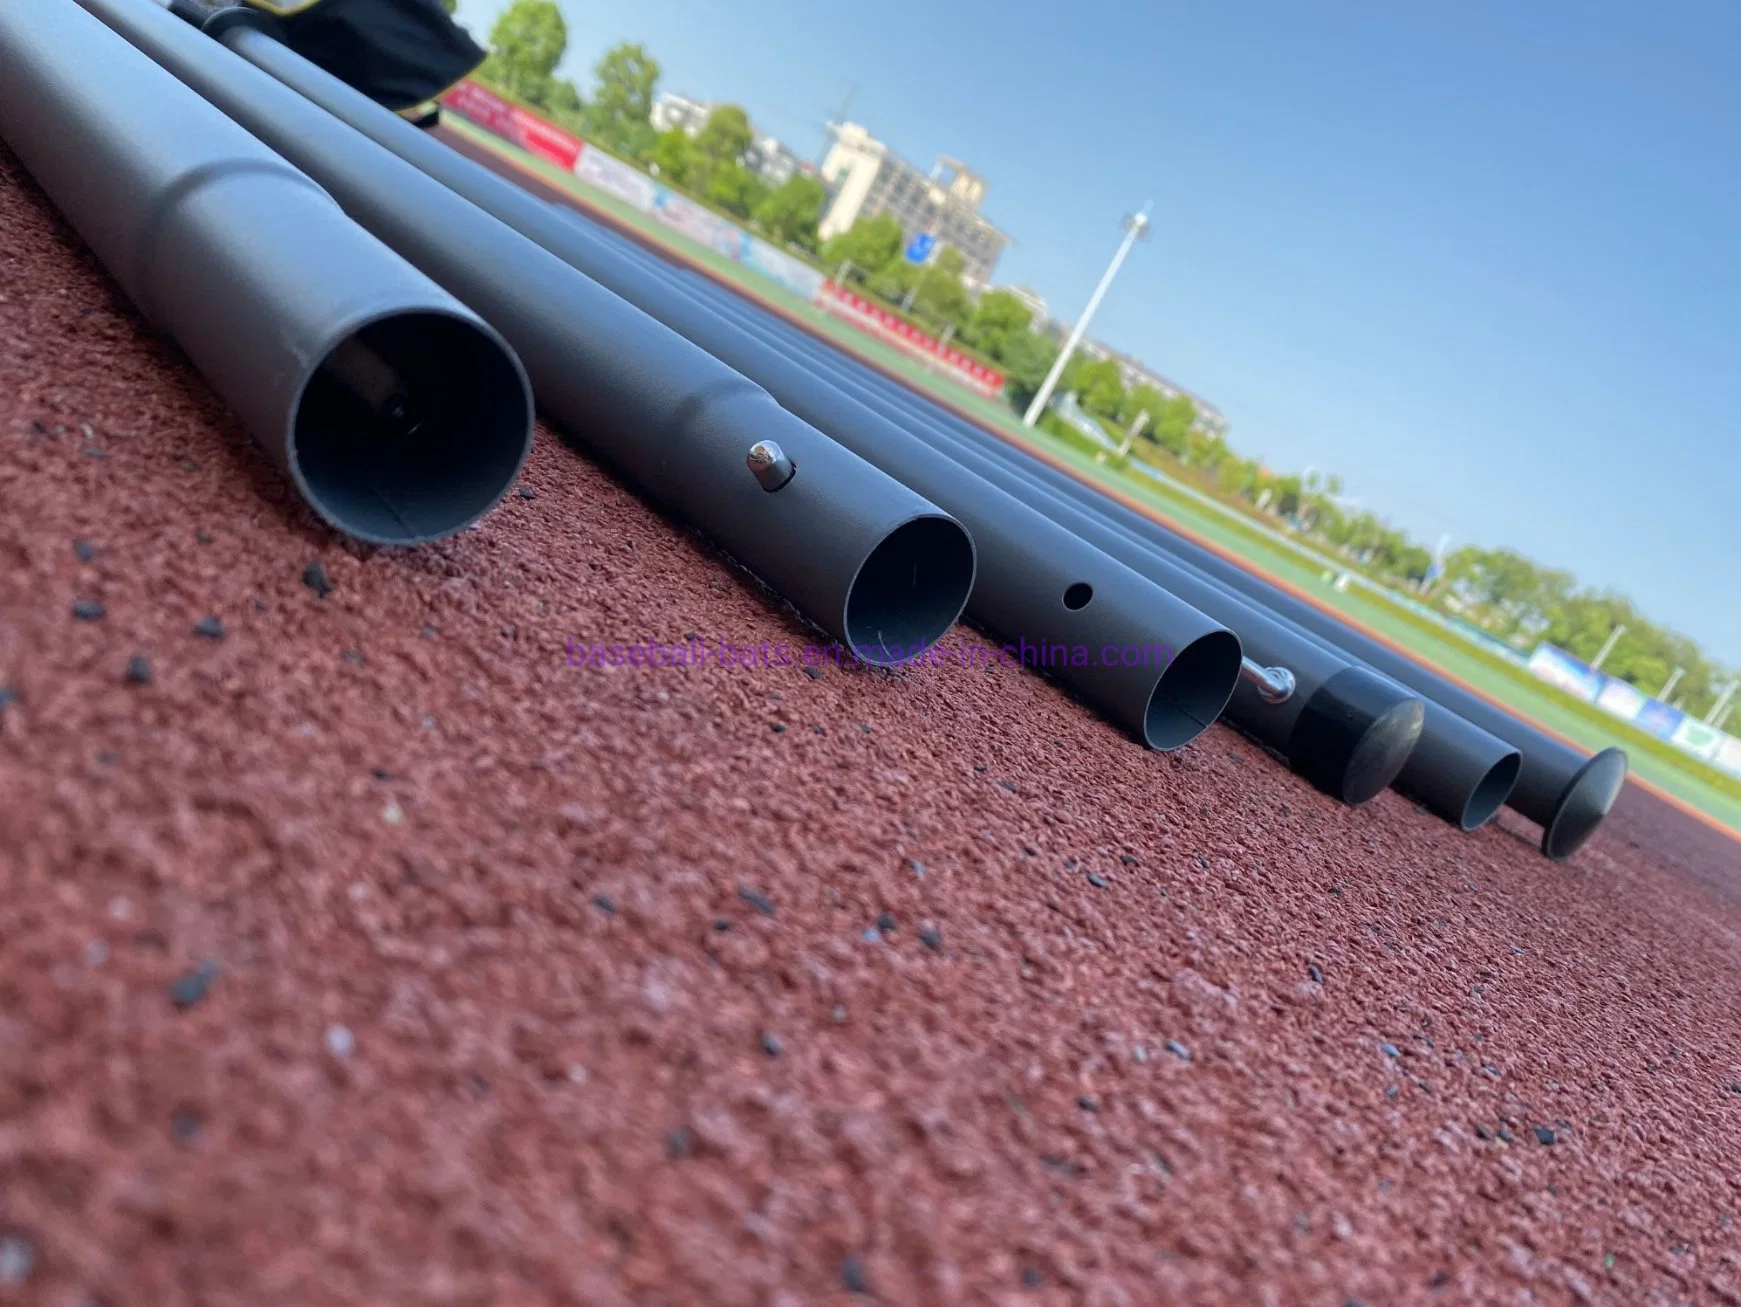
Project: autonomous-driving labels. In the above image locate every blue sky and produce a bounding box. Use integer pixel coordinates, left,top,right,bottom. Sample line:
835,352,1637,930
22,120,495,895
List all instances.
454,0,1741,666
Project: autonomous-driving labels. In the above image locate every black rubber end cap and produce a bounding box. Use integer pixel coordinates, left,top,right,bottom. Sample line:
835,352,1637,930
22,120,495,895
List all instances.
1542,746,1628,862
1287,666,1426,805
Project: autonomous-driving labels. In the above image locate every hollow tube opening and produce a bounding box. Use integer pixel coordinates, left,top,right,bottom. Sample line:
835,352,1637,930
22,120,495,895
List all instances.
842,514,974,667
1143,628,1242,751
1543,747,1629,862
290,312,530,544
1458,750,1522,832
1063,582,1093,611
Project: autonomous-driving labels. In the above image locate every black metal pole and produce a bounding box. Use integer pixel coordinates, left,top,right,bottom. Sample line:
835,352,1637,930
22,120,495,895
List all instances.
76,0,978,668
0,0,533,546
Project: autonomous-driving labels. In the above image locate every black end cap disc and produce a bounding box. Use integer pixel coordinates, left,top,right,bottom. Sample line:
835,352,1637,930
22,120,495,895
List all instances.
1542,746,1628,862
1287,666,1426,805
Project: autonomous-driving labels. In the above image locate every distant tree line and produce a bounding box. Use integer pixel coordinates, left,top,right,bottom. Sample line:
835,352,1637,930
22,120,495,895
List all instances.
474,0,827,250
463,1,1739,717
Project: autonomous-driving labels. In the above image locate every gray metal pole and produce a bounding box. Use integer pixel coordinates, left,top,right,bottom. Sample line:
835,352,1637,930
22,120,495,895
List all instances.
1657,666,1685,702
1022,205,1150,428
161,21,1249,746
597,246,1583,842
798,340,1624,858
654,267,1525,829
0,0,533,545
1589,625,1627,674
81,0,976,665
590,236,1440,806
1704,681,1737,726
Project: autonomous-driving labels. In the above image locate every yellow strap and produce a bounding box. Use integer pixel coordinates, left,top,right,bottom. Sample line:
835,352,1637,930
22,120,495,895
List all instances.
243,0,326,17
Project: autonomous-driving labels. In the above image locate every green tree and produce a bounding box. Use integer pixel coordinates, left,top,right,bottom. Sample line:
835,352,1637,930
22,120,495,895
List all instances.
962,289,1032,357
820,213,904,283
752,175,827,250
479,0,568,107
544,77,585,135
703,162,767,219
694,104,754,174
585,42,660,158
438,0,458,12
648,128,695,187
910,245,973,331
868,258,920,303
1072,357,1126,419
997,331,1061,412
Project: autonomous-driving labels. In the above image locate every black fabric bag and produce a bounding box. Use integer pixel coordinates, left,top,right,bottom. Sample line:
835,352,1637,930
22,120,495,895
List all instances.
242,0,485,111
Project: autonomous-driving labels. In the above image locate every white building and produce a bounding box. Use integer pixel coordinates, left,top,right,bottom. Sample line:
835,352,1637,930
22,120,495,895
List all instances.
649,91,809,189
817,122,1009,285
994,284,1048,321
649,91,710,136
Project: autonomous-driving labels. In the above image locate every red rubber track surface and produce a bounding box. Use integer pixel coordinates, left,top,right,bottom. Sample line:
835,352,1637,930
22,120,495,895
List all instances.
3,142,1740,1307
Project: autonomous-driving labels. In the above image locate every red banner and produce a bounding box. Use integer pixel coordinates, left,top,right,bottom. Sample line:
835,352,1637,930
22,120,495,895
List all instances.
817,283,1005,398
437,81,1005,401
441,81,583,172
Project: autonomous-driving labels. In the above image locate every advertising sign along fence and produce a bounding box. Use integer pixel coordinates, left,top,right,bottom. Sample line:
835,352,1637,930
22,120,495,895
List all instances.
439,80,1004,401
1527,645,1605,703
1524,642,1741,780
574,144,657,211
816,281,1007,400
443,80,582,171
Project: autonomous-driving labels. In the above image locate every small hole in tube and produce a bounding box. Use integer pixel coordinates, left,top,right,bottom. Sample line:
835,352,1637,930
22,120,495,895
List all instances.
1063,582,1093,611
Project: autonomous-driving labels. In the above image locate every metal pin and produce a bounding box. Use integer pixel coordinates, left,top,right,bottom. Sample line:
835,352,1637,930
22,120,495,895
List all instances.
321,336,422,437
746,440,796,492
1240,657,1296,704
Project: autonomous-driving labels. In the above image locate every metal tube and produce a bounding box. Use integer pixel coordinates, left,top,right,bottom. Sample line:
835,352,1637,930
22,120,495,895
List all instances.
944,442,1620,854
554,222,1431,805
180,17,1247,749
576,226,1527,830
735,295,1608,853
79,0,974,666
0,0,533,545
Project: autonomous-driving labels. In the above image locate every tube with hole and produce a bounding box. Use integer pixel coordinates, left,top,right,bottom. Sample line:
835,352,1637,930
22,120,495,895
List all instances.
526,215,1428,800
712,284,1588,847
168,30,1245,746
0,0,532,545
694,283,1513,825
830,362,1606,848
80,0,975,663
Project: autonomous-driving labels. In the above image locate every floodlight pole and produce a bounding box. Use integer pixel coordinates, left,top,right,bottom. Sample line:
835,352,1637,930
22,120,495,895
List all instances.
1022,202,1151,428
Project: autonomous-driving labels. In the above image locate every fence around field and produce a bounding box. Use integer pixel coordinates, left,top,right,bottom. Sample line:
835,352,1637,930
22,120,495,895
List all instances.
439,84,1741,794
440,81,1004,400
1527,644,1741,779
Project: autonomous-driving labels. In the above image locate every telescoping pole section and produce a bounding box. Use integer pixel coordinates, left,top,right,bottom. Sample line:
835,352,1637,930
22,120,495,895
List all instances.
586,232,1433,806
0,0,533,545
619,254,1518,831
143,3,1254,748
76,0,977,670
774,294,1620,857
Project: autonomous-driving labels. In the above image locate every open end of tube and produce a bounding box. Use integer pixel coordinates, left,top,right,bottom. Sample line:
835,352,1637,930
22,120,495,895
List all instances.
1458,749,1522,832
1543,746,1629,861
1142,628,1242,751
289,312,531,544
1288,666,1426,805
842,514,975,667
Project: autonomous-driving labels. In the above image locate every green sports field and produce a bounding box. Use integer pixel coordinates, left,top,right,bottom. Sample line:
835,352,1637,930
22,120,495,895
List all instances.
445,116,1741,838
